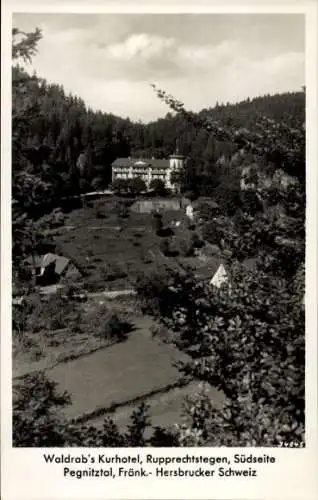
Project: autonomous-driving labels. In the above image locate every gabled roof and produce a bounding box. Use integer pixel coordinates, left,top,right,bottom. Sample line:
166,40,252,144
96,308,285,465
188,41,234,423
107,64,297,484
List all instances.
112,157,170,169
210,263,228,288
25,253,71,275
43,253,70,275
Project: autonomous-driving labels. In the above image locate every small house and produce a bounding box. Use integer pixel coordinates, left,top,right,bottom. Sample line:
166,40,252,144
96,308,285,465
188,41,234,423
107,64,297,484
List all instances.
210,263,228,288
25,253,81,286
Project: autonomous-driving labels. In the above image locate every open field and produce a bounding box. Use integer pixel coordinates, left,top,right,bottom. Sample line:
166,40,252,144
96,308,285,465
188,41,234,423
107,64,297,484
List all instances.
52,197,197,292
86,381,225,434
13,326,116,379
47,315,190,421
14,196,225,435
12,292,139,376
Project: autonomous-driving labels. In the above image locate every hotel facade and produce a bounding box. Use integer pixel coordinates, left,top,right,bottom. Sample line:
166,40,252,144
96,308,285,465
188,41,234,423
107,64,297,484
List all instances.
111,151,186,191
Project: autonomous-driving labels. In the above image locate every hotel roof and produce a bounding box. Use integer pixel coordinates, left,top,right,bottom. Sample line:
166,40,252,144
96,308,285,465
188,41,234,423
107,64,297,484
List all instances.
112,157,171,168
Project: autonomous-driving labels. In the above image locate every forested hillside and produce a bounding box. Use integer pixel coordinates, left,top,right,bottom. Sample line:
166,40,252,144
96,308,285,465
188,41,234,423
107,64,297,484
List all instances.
12,28,306,448
12,28,305,209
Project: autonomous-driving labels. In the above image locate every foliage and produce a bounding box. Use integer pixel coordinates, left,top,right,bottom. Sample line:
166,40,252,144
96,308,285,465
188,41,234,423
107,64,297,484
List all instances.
149,178,166,196
12,28,305,214
12,29,305,447
135,268,176,318
111,178,129,195
152,212,163,234
142,85,305,446
13,373,177,447
12,28,42,63
13,291,83,335
13,372,72,446
83,305,132,342
128,177,147,195
136,260,304,446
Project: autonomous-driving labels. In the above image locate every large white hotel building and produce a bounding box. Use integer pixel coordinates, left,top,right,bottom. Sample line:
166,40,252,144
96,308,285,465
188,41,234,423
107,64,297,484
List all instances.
111,148,186,191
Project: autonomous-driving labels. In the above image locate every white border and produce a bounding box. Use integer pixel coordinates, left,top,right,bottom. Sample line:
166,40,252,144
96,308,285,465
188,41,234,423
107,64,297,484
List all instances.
1,2,317,500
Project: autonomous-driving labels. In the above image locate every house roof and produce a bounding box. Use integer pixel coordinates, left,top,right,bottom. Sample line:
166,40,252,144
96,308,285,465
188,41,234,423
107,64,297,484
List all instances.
112,157,170,169
25,253,71,275
44,253,70,275
210,263,228,287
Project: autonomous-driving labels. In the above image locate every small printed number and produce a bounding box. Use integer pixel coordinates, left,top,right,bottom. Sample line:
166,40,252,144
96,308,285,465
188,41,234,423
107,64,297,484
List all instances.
279,441,305,448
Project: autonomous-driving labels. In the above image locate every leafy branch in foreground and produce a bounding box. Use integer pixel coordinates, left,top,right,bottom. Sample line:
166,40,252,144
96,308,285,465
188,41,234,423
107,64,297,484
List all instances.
12,28,42,63
150,83,305,181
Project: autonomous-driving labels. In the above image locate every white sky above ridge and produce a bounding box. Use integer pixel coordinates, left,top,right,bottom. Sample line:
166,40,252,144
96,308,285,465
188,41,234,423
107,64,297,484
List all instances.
13,13,305,123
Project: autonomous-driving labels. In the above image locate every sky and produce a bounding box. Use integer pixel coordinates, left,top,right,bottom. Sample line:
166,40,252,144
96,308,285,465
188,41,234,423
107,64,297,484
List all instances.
13,13,305,123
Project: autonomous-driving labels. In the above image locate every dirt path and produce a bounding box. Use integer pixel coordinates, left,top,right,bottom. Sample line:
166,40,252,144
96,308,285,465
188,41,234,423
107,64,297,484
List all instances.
39,285,136,298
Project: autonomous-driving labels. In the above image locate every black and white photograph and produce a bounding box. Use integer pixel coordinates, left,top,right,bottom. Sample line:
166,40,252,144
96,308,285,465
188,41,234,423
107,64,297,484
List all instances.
11,12,306,449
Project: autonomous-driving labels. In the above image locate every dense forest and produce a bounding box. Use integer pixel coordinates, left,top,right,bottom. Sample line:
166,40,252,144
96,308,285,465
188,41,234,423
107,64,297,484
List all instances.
12,28,305,206
12,28,306,447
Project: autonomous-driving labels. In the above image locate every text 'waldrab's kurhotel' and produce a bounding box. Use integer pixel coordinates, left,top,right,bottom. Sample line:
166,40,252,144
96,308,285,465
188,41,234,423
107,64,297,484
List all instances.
111,143,186,191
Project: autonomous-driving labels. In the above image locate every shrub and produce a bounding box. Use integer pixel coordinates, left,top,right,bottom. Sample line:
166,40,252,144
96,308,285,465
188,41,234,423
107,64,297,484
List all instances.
160,238,170,256
15,290,83,334
118,206,130,219
13,372,72,447
83,278,104,293
96,211,107,219
152,213,163,234
128,177,147,195
150,323,175,343
84,306,132,342
157,227,174,237
191,232,204,249
111,179,129,195
101,263,127,282
179,239,194,257
149,179,166,196
183,190,197,202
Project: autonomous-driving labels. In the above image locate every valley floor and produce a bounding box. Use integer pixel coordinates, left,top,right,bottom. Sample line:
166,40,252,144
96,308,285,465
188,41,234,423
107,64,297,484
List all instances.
13,195,225,437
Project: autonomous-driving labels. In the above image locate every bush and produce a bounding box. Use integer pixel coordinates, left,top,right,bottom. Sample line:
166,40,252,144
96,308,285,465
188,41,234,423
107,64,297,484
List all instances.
135,269,178,319
13,292,82,334
160,238,171,256
117,201,130,218
150,323,175,343
128,177,147,195
183,190,197,202
178,238,194,257
111,179,129,195
13,372,72,447
83,278,104,293
157,227,174,237
101,263,127,282
152,213,163,234
191,232,204,249
149,179,166,196
84,306,132,342
96,210,107,219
